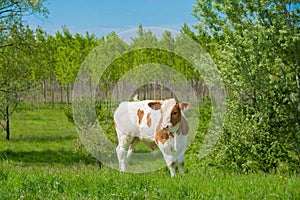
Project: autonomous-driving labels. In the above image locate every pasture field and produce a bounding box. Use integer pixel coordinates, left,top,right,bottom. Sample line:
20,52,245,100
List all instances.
0,104,299,199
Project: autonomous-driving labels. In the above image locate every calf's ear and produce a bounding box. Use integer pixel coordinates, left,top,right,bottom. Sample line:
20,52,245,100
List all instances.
179,102,190,111
148,102,162,110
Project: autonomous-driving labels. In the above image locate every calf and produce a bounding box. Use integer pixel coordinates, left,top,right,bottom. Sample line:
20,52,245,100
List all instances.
114,98,190,177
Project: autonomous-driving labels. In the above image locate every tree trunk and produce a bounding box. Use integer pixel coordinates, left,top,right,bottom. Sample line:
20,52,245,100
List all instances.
66,83,69,105
43,79,47,105
143,85,147,100
31,87,35,110
60,84,63,104
153,82,156,99
5,105,10,140
295,64,300,124
160,84,163,99
51,80,55,109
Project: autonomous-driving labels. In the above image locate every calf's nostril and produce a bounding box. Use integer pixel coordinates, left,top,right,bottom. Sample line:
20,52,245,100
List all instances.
163,125,169,130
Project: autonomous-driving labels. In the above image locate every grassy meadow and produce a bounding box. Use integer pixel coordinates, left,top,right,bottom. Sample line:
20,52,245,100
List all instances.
0,104,299,199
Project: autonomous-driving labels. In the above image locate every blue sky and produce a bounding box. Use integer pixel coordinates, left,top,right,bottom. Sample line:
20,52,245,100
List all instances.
27,0,198,37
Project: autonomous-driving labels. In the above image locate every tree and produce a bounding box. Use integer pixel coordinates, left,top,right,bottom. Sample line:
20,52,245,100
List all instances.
0,0,48,48
0,0,48,140
54,27,100,105
0,25,35,140
192,0,300,171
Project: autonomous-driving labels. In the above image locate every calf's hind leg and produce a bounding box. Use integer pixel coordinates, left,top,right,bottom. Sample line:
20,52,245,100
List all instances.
116,129,133,172
125,137,139,166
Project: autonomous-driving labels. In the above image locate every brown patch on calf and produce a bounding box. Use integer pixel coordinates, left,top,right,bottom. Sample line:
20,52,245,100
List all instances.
170,103,182,126
156,117,162,133
148,101,162,110
178,116,189,135
155,129,174,144
146,113,152,127
137,109,144,124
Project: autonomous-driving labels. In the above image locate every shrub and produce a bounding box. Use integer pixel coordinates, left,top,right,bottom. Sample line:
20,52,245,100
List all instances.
208,99,300,173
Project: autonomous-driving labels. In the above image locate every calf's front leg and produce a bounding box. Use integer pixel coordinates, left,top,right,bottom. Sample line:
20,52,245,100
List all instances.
157,137,176,177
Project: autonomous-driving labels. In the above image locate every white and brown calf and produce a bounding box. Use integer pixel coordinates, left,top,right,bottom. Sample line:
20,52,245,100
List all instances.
114,98,190,177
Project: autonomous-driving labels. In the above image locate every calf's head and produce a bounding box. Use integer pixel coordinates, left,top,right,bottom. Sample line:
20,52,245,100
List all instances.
148,98,190,131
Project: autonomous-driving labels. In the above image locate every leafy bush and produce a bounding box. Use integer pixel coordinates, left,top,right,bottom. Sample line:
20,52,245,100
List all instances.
186,100,212,161
192,0,300,174
63,104,74,123
208,99,300,173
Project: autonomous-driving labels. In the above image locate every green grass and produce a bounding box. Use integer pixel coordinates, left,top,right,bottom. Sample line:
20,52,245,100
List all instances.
0,104,299,199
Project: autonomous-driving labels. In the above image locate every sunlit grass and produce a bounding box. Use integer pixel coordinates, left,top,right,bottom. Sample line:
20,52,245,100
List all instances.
1,161,299,199
0,104,299,199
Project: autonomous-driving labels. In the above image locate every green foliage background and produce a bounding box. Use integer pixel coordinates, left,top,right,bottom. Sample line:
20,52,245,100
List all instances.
191,0,300,172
